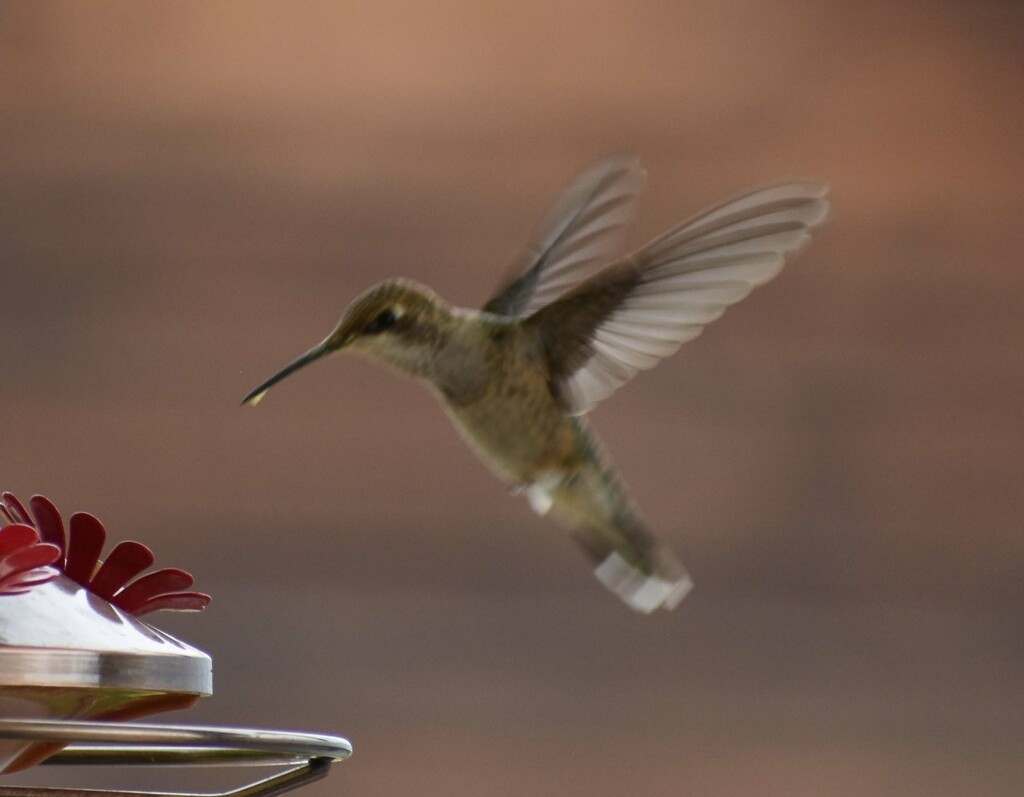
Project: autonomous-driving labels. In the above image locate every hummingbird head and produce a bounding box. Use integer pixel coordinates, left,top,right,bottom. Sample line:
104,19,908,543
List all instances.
242,279,452,406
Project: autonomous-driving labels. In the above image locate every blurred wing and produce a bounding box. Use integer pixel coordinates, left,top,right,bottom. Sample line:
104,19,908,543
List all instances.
527,181,830,415
482,153,646,318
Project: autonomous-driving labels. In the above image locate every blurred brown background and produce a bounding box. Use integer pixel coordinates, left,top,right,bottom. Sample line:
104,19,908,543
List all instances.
2,2,1023,795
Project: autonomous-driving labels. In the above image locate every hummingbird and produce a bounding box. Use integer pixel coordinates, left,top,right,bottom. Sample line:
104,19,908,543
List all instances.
243,154,829,613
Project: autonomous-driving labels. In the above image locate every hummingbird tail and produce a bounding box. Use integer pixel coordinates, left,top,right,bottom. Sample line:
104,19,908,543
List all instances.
545,454,692,612
572,518,693,613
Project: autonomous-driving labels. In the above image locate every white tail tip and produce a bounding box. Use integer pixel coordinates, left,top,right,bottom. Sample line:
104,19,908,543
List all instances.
594,551,693,613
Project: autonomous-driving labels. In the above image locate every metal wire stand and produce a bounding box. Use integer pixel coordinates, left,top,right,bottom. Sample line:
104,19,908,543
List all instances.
0,719,352,797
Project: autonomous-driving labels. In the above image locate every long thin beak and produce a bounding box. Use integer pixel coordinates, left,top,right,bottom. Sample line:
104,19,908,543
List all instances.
241,341,332,406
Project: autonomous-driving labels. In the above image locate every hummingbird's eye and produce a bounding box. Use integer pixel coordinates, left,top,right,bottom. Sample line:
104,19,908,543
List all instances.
365,307,398,335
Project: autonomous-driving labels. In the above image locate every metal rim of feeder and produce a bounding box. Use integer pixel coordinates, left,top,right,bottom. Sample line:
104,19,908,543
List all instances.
0,648,211,695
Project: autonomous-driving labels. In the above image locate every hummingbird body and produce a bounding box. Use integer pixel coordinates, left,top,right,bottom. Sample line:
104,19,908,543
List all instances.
432,311,585,487
244,155,829,612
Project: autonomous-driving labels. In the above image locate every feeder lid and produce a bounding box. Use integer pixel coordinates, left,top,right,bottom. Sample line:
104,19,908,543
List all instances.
0,574,211,695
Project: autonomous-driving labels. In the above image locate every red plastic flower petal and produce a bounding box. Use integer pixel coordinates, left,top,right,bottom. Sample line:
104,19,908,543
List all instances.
0,524,60,595
0,492,210,615
0,493,31,526
64,512,106,584
28,495,67,562
90,541,155,600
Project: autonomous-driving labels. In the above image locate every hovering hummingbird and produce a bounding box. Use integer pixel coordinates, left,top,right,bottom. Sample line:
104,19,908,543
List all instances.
243,155,828,612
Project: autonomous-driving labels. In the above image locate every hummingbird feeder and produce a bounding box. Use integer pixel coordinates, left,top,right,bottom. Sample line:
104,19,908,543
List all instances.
0,492,351,797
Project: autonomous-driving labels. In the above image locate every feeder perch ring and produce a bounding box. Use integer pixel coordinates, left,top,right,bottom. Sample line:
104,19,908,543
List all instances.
0,719,352,797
